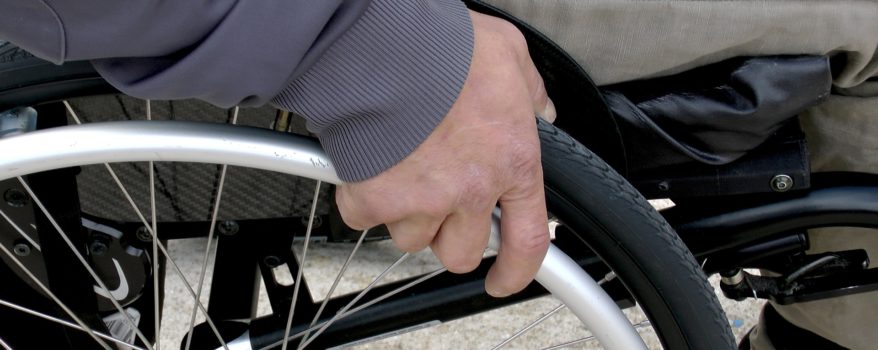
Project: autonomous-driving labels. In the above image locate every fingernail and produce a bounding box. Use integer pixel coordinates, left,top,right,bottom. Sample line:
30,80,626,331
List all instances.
538,98,557,124
486,285,511,298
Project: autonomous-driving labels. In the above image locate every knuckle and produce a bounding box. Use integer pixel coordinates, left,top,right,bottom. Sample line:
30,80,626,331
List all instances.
418,190,456,218
495,20,528,52
462,175,496,209
335,189,368,229
507,143,542,179
511,229,550,256
335,187,380,230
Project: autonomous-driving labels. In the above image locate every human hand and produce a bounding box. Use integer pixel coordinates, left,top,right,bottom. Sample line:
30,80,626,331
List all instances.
335,10,555,297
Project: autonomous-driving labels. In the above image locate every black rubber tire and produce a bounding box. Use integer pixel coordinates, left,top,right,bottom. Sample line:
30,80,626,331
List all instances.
538,119,735,349
0,44,735,349
0,41,114,111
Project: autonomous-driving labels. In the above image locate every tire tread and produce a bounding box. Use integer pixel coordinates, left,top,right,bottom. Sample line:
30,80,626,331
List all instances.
538,120,736,349
0,42,34,64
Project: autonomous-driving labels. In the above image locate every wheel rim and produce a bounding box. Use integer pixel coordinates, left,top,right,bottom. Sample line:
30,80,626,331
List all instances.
0,99,653,349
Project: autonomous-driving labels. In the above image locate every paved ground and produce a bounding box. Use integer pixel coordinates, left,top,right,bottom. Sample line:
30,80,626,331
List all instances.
158,233,765,349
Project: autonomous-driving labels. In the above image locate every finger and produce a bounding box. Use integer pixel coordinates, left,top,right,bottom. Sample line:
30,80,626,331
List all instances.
335,186,379,230
431,210,492,273
386,215,443,253
526,66,552,121
336,183,419,230
485,174,550,297
517,51,556,124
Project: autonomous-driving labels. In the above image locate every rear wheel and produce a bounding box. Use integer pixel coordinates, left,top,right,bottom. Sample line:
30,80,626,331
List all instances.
0,44,734,349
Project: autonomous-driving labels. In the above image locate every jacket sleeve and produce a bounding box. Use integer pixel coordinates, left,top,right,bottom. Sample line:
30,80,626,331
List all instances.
0,0,474,182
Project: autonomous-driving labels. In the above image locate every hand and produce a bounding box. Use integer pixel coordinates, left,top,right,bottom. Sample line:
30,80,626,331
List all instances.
335,11,554,297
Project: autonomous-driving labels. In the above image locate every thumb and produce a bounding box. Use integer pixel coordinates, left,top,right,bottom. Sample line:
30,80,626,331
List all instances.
522,54,556,123
538,97,556,124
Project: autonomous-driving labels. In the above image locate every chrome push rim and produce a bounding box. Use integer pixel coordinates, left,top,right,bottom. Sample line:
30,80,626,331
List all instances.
0,107,646,349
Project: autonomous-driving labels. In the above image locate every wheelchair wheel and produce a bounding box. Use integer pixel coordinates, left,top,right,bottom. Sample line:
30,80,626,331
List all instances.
0,43,734,349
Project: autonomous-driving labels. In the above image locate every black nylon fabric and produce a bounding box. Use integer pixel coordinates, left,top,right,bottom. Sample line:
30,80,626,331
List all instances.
603,56,831,173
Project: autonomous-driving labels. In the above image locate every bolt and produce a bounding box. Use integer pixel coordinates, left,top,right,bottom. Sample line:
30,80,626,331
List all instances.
89,240,108,256
4,188,29,207
135,226,153,242
12,242,31,257
719,269,744,286
264,255,282,268
218,220,239,236
300,215,323,229
657,181,670,192
770,175,794,192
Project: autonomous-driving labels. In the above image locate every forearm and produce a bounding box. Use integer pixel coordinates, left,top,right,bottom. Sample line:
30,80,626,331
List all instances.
0,0,474,182
0,0,370,107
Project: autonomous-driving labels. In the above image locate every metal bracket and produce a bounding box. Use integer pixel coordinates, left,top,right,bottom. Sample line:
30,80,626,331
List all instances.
719,250,876,304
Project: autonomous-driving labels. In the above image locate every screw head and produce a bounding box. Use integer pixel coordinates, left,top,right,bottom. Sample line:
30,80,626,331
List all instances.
300,215,323,229
218,220,239,236
89,240,108,256
135,226,153,242
770,175,794,192
657,181,671,192
12,243,31,257
4,189,29,207
264,256,282,268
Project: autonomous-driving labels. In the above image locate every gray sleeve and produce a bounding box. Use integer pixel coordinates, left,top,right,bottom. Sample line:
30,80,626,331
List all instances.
272,0,473,181
0,0,474,182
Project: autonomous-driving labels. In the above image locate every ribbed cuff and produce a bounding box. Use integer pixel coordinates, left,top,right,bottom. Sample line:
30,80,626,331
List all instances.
271,0,474,182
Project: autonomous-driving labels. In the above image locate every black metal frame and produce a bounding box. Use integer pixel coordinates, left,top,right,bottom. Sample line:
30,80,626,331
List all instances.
3,164,876,348
0,106,876,349
184,218,634,349
666,172,878,305
167,172,878,349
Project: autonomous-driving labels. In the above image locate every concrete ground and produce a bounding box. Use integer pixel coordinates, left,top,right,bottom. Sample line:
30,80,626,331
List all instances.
158,232,764,349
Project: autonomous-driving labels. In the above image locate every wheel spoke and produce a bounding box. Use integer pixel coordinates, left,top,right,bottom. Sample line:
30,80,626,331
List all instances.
492,304,566,350
0,211,112,349
126,212,230,350
16,177,154,349
0,210,40,252
181,166,228,350
258,252,410,349
296,252,412,348
285,266,447,349
183,106,239,350
147,100,161,350
281,180,323,350
335,266,447,320
64,100,229,350
0,297,144,350
540,321,652,350
491,273,616,350
298,229,370,347
62,101,83,125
